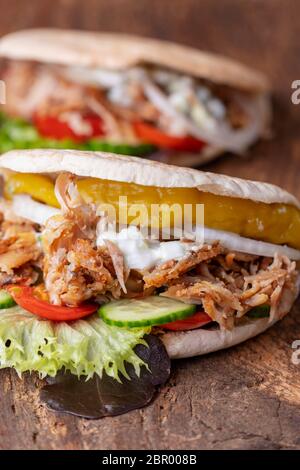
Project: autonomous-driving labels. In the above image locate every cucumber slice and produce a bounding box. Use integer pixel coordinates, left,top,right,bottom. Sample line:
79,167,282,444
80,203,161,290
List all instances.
99,296,196,327
247,305,270,318
0,290,16,309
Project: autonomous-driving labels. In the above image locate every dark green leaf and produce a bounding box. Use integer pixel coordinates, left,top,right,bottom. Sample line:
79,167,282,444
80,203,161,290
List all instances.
40,334,170,419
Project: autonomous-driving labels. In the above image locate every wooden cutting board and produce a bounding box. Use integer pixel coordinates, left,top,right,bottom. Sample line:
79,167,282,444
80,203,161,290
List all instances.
0,0,300,450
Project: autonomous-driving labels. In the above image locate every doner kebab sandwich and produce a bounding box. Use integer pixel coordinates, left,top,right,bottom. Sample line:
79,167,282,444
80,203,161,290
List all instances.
0,28,270,167
0,149,298,418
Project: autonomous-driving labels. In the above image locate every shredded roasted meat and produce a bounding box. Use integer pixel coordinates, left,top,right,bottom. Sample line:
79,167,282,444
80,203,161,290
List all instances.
45,239,120,306
43,174,123,306
0,233,40,272
123,270,156,299
0,216,42,286
104,239,129,294
2,61,139,143
162,253,298,329
164,281,241,329
0,264,40,287
2,62,93,119
143,243,223,289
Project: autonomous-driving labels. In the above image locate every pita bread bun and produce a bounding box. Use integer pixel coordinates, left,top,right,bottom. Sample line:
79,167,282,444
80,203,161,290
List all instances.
0,148,298,208
0,29,270,93
162,318,277,359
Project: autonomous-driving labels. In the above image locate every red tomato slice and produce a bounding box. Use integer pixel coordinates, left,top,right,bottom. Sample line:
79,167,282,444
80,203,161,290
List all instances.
134,121,206,152
34,113,104,143
161,311,212,331
8,286,97,322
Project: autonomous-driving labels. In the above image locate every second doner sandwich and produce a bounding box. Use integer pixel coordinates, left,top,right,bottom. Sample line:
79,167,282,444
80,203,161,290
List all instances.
0,148,298,369
0,28,270,166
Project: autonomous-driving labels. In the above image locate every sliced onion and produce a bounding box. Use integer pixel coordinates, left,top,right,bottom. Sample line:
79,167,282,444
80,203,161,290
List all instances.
61,66,124,88
201,94,270,153
143,79,268,153
143,79,194,136
61,64,268,154
12,195,60,226
164,225,300,260
203,227,300,260
19,73,58,119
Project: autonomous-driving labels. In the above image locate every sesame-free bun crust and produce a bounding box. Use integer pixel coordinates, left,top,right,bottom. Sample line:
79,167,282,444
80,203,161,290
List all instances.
0,28,270,93
0,148,298,208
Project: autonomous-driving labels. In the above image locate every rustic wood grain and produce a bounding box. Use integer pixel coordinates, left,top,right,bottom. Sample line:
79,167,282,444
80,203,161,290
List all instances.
0,0,300,450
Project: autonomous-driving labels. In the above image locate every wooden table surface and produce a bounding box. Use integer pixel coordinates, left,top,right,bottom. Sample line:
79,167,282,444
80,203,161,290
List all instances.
1,0,300,450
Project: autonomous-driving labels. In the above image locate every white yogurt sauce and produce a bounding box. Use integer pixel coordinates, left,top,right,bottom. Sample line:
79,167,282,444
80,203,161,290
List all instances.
97,225,194,270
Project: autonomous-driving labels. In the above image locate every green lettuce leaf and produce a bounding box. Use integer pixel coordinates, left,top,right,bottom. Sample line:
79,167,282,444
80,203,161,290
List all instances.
0,112,156,156
0,306,150,381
